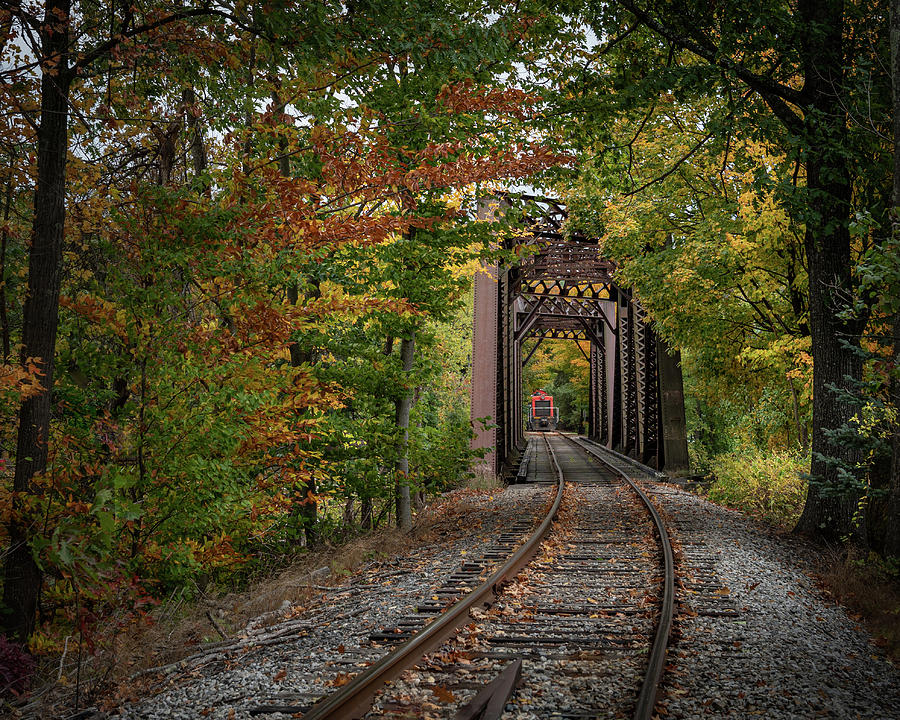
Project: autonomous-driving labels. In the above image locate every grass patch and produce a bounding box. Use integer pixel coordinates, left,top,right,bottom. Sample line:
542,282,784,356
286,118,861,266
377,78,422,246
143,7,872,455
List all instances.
703,446,807,528
464,466,504,491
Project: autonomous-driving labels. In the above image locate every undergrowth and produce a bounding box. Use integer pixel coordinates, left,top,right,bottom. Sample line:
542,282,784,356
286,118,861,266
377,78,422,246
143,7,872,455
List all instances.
703,446,808,527
819,548,900,663
3,485,493,717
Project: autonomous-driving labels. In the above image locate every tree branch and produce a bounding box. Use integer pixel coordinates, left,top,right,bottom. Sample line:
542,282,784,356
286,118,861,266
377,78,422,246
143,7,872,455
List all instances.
624,128,715,197
617,0,805,133
73,4,230,73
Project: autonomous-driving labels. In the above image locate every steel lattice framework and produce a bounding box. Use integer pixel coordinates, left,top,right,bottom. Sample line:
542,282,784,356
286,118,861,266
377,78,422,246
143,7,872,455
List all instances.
470,196,689,478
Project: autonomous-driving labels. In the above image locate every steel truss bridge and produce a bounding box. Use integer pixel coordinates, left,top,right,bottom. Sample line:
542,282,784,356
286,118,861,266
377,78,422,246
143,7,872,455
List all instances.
470,196,689,478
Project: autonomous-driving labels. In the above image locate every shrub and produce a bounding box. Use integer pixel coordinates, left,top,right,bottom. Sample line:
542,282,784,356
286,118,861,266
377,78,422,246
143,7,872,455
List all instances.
0,635,35,697
705,447,808,528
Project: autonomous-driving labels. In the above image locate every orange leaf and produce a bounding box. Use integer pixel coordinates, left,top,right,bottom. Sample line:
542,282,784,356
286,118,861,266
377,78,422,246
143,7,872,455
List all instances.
432,686,456,703
331,673,352,687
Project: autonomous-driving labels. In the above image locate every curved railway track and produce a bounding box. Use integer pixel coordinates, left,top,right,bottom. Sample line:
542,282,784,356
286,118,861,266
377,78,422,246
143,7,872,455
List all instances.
298,433,675,720
556,433,675,719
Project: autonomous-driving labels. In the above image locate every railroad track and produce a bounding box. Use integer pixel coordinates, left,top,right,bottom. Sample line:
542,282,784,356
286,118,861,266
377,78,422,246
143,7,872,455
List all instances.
275,433,675,719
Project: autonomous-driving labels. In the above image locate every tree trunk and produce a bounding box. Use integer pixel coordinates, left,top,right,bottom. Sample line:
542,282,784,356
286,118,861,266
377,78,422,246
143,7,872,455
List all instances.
0,168,12,363
361,495,373,529
2,0,72,641
183,87,207,178
885,0,900,558
285,285,320,545
794,0,866,542
788,377,808,453
241,41,256,175
395,332,415,532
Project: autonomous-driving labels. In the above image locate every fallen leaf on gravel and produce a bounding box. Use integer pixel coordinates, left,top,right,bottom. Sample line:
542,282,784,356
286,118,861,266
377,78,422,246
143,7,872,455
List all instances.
330,673,352,687
273,669,287,682
433,686,456,703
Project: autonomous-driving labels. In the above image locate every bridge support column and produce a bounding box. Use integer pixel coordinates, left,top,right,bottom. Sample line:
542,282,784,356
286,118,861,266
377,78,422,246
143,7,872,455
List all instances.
657,340,689,474
471,263,499,477
470,197,508,478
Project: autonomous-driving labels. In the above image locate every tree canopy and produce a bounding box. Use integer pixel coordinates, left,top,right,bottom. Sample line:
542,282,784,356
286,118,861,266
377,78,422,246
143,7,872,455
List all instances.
0,0,898,666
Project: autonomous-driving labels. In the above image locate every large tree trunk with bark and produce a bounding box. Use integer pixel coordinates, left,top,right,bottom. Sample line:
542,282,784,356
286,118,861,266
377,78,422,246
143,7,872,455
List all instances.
794,0,867,541
885,0,900,558
888,312,900,557
2,0,72,641
394,332,415,532
0,170,13,363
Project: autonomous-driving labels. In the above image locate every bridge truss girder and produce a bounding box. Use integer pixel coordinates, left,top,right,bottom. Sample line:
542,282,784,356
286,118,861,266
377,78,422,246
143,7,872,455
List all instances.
470,196,689,479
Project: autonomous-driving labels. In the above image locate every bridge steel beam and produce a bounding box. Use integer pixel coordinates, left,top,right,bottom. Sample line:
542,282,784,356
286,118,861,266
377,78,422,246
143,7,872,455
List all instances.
497,264,518,476
588,327,608,446
588,341,595,439
512,321,524,454
635,306,661,468
608,287,623,455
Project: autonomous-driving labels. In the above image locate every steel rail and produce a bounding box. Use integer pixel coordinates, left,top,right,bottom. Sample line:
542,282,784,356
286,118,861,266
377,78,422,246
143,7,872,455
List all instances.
300,435,565,720
575,433,667,481
557,433,675,720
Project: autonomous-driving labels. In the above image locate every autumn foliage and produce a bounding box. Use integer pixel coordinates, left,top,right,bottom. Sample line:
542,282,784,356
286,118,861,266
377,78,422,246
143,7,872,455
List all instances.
0,0,566,666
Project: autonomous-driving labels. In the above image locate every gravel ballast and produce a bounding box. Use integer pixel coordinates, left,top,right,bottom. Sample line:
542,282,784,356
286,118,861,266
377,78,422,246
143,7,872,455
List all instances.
100,473,900,719
645,481,900,719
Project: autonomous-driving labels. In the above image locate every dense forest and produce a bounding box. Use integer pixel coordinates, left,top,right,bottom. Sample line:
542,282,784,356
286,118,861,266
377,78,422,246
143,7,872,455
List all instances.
0,0,897,690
